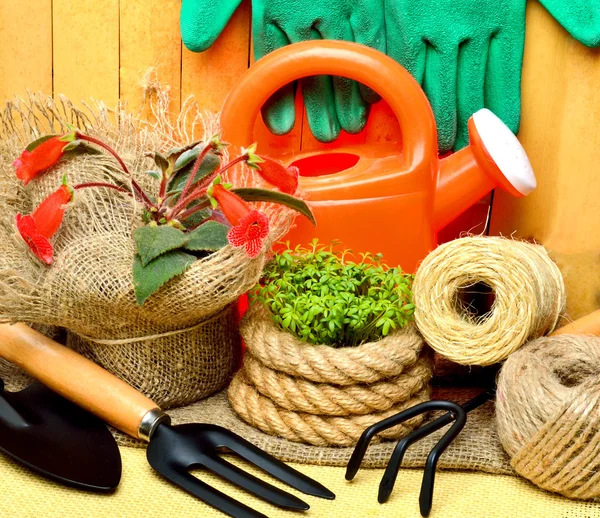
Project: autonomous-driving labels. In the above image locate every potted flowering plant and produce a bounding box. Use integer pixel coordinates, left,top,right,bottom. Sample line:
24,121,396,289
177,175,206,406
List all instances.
228,241,433,447
0,99,313,409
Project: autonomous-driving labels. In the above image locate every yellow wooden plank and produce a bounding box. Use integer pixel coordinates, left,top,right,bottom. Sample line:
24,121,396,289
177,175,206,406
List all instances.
119,0,182,118
181,0,250,114
53,0,119,108
0,0,52,102
490,1,600,319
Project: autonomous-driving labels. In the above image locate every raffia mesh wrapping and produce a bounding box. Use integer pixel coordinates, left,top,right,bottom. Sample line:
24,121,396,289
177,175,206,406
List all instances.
496,334,600,500
0,93,294,408
227,304,433,446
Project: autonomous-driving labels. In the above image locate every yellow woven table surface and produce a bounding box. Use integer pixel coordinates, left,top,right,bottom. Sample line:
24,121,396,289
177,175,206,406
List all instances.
2,446,598,517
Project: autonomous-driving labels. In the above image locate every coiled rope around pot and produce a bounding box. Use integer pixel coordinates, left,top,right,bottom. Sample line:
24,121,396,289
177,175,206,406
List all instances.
496,334,600,500
413,237,565,366
228,304,433,446
229,374,431,447
241,354,432,416
240,305,424,384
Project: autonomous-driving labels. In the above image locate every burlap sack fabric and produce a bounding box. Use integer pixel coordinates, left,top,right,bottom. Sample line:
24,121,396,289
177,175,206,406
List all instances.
0,94,293,408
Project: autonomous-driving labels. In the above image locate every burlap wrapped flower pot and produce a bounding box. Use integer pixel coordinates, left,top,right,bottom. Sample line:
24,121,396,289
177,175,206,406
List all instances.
0,94,294,409
228,304,433,446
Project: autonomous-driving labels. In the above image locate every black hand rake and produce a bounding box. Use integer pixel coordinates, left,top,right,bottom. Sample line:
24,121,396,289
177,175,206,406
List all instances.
346,388,495,517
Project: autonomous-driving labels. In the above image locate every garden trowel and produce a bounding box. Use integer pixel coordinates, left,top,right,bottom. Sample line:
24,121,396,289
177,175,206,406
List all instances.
0,377,121,492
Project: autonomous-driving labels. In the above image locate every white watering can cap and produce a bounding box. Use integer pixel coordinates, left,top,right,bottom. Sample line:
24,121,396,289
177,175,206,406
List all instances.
472,108,537,196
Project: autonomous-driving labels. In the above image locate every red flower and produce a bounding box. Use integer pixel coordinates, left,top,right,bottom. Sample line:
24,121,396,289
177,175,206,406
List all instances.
13,136,68,185
211,184,270,258
15,184,73,264
15,215,54,264
227,210,270,258
255,157,299,195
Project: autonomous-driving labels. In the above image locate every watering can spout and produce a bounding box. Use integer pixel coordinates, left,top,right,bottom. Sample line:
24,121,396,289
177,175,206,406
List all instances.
434,109,537,231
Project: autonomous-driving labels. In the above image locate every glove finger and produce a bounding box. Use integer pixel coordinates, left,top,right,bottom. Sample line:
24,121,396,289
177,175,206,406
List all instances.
256,24,298,136
423,43,459,154
287,26,341,142
318,19,368,135
455,37,489,151
484,29,524,136
180,0,242,52
350,4,386,104
538,0,600,47
301,75,342,142
384,11,426,86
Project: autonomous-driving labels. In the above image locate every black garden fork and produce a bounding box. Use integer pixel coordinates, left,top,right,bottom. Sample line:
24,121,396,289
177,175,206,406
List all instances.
0,322,335,518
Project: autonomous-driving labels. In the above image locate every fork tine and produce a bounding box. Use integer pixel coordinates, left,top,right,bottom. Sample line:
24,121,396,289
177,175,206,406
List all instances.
200,453,310,510
159,467,268,518
210,427,335,500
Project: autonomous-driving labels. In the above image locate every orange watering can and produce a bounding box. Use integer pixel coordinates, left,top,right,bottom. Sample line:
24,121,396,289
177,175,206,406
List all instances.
220,40,537,272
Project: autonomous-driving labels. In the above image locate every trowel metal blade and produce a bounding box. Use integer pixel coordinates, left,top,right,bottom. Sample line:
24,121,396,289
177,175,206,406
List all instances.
0,380,121,492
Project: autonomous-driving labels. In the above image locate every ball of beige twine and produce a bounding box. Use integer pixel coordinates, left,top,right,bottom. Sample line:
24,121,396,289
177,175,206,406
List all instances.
413,237,565,366
496,334,600,500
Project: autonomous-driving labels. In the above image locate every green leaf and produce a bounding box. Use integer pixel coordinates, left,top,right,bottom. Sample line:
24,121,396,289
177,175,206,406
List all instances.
133,251,197,305
168,152,221,193
232,188,316,226
185,221,229,252
146,170,162,180
26,134,58,152
62,139,82,152
173,147,204,172
166,139,204,159
66,142,103,156
152,151,171,171
181,206,212,229
133,225,189,267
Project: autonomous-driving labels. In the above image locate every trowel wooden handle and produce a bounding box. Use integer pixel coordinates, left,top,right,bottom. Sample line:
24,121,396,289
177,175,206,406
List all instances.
0,323,161,440
550,310,600,337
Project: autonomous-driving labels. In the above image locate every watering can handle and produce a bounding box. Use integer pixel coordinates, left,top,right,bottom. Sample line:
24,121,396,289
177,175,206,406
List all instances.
220,40,438,170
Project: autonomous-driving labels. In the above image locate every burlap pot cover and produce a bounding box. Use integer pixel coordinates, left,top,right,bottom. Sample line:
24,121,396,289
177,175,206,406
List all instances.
0,94,294,409
227,304,434,447
66,304,240,409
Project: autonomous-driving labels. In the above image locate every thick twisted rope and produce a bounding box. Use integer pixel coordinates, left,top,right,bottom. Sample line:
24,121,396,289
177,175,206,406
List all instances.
242,353,432,416
241,304,424,385
496,334,600,500
229,372,431,447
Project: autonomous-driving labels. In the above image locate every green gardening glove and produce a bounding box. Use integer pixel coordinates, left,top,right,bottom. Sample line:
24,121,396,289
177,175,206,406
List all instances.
180,0,385,142
385,0,600,154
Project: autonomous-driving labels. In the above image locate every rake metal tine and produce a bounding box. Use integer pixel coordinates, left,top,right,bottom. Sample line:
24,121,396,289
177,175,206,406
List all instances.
378,389,495,503
211,426,335,500
160,467,268,518
200,452,310,510
419,404,467,517
378,418,450,503
346,400,442,481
